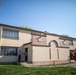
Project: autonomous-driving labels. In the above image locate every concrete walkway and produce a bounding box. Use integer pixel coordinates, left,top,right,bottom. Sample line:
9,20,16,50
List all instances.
39,63,76,68
19,62,76,68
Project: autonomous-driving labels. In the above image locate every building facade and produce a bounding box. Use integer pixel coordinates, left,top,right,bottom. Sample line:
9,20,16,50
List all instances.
0,24,76,65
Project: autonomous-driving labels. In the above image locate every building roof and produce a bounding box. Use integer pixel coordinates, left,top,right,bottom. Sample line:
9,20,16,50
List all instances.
0,23,76,40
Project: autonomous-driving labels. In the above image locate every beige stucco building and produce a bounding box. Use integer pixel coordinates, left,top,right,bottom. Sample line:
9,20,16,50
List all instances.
0,24,76,65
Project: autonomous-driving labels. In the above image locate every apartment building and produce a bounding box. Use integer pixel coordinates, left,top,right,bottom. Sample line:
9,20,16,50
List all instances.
0,24,76,65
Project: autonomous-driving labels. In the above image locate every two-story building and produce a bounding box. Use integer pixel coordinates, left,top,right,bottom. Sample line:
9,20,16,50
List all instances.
0,24,76,65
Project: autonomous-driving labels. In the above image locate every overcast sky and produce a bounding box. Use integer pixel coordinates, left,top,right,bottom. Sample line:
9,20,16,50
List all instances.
0,0,76,38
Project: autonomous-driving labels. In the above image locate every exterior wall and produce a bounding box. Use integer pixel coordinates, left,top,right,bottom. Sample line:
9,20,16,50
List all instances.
22,44,32,62
0,25,76,64
32,35,47,45
50,42,58,60
1,27,31,47
0,26,32,63
0,26,2,46
0,46,1,54
69,40,76,50
32,45,70,65
59,39,69,47
47,35,59,45
32,46,69,61
32,46,49,62
47,34,76,50
1,38,19,47
50,41,69,61
19,30,31,46
32,39,70,65
0,27,1,38
0,56,17,63
58,48,69,60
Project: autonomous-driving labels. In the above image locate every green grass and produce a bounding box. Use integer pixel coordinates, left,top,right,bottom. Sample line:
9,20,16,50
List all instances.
0,64,76,75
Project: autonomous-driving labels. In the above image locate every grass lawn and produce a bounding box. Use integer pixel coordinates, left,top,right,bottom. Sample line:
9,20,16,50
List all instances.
0,64,76,75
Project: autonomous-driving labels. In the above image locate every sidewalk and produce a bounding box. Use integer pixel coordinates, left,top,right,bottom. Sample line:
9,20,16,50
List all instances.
38,63,76,68
19,62,76,68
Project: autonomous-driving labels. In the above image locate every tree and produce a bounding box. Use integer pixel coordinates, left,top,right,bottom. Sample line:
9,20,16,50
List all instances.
62,34,69,37
20,26,34,30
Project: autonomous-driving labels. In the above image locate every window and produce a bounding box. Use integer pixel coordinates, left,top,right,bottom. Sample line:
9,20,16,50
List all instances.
25,48,28,61
2,29,19,39
25,48,28,56
0,47,18,56
25,48,28,52
69,40,73,45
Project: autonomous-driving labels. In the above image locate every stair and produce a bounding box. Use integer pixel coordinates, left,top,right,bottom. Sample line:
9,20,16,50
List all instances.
17,62,36,67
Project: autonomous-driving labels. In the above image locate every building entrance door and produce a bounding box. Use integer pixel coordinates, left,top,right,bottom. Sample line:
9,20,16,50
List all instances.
70,50,74,60
25,48,28,62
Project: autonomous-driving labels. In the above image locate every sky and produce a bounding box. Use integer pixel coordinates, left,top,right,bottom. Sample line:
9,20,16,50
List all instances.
0,0,76,38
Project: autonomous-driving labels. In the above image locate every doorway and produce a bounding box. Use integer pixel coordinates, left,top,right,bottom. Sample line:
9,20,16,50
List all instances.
25,48,28,62
70,50,74,60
